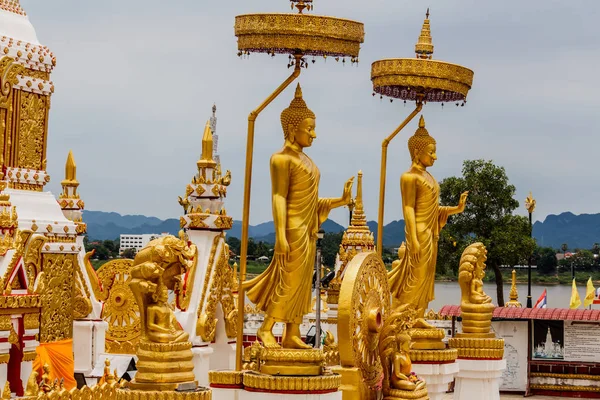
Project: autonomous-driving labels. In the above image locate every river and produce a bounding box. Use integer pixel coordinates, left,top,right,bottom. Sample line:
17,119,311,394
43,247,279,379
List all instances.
429,282,587,311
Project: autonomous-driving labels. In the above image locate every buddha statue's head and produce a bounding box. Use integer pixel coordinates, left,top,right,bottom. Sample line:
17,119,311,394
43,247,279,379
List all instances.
407,115,437,166
281,84,316,148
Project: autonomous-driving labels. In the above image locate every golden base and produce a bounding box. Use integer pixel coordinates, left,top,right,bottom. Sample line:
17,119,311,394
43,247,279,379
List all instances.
448,337,504,359
260,348,325,376
133,340,196,385
243,371,340,393
409,348,458,363
116,387,211,400
409,327,446,350
128,381,197,392
208,370,244,388
383,387,429,400
330,366,370,400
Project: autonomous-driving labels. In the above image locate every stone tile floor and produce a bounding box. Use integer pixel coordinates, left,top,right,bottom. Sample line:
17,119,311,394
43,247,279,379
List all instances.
441,394,557,399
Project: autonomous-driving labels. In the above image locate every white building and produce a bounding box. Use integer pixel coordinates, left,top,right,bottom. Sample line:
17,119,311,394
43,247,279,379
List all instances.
119,233,169,254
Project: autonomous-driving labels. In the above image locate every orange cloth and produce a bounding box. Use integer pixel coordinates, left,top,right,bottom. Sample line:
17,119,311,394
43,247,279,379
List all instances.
32,339,76,390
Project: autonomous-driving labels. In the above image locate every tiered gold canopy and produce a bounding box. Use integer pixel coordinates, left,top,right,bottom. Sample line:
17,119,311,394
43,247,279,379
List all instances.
233,0,364,372
374,10,474,253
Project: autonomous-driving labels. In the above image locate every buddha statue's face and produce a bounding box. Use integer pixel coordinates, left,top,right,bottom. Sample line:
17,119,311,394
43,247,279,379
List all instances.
416,143,437,167
290,118,316,148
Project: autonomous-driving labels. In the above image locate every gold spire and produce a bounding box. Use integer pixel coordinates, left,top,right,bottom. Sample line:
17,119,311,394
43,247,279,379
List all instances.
350,171,367,228
415,8,434,59
64,150,77,183
197,121,216,168
505,270,522,308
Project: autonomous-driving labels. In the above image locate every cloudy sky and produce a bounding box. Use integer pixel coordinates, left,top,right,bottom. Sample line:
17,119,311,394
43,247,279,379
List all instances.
22,0,600,226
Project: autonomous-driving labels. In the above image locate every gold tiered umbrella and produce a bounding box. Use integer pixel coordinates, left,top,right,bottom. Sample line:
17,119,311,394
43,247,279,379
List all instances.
234,0,364,370
373,10,474,254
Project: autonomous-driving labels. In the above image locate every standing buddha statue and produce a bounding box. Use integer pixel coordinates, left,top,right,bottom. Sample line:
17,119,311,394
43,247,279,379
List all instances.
389,115,468,327
244,84,354,350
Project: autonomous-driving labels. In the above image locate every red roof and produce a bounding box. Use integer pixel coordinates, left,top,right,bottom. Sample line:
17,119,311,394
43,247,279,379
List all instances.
438,305,600,322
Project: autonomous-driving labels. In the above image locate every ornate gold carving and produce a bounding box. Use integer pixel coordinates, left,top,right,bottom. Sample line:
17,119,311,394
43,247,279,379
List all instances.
23,313,40,330
529,384,600,393
0,294,40,309
208,370,243,387
24,234,46,290
73,258,93,319
448,337,504,359
371,59,473,102
409,327,446,350
409,348,457,363
243,341,263,371
242,371,341,392
97,259,139,353
8,324,19,348
0,1,26,16
196,236,237,341
235,14,364,58
39,253,76,343
22,351,37,362
117,388,212,400
18,92,48,170
0,315,10,330
186,214,209,229
214,215,233,230
323,331,340,366
338,252,389,389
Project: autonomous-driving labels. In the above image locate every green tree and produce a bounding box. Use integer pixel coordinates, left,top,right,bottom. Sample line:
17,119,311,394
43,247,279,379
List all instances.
227,236,241,256
247,238,257,258
122,248,136,259
321,232,343,268
535,247,558,275
571,250,594,271
439,159,535,305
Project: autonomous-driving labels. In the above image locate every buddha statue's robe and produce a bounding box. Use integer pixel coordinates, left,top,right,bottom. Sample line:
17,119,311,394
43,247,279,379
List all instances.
244,150,332,323
388,171,451,313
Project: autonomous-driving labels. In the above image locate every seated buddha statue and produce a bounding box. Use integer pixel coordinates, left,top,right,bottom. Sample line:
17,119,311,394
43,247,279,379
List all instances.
146,283,189,343
390,333,426,392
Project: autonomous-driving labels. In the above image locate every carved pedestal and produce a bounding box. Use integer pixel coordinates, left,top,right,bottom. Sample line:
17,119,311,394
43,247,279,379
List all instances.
260,348,324,376
411,362,458,400
129,341,196,391
453,359,506,400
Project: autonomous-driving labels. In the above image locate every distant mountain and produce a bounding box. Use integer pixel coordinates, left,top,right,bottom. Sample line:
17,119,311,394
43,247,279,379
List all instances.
533,212,600,250
85,210,600,250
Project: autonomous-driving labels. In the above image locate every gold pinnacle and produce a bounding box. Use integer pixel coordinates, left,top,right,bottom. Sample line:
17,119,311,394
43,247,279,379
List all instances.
415,9,434,59
65,150,77,182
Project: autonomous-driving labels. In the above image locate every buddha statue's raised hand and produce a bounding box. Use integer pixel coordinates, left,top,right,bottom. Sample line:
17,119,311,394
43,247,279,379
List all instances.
456,191,469,213
341,177,355,205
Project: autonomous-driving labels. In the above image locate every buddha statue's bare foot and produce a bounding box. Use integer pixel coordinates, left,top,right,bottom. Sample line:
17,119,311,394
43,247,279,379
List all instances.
258,328,280,348
413,318,435,329
282,334,312,349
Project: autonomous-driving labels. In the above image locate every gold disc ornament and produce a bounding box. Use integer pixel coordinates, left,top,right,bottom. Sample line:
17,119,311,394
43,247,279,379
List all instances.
97,259,140,353
338,251,390,389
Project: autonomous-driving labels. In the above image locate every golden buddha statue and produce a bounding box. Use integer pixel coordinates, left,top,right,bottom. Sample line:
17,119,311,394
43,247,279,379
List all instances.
389,115,468,326
147,282,189,343
244,84,354,350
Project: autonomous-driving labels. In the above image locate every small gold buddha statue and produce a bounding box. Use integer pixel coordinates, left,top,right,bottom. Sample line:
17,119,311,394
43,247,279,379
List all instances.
146,282,189,343
389,115,468,327
24,371,39,396
391,333,426,392
244,84,354,350
40,363,53,393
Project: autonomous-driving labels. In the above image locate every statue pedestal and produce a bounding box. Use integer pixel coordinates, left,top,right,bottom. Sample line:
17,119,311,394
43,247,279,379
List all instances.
239,389,340,400
193,346,215,387
411,362,458,400
453,359,506,400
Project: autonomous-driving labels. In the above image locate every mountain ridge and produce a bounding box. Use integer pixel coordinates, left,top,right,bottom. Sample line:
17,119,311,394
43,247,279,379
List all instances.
83,210,600,249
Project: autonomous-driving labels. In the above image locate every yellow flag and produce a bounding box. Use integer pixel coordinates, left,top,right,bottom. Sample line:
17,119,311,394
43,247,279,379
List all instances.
584,277,596,308
570,279,582,309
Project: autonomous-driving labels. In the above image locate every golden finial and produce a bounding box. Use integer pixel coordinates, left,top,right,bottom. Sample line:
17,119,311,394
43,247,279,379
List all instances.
65,150,77,183
356,170,363,210
349,171,368,228
415,9,434,59
525,192,536,214
290,0,313,14
201,122,214,162
505,270,522,308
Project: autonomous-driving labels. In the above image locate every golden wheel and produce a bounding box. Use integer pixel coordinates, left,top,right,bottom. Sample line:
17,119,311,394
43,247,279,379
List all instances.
97,259,140,353
338,251,390,389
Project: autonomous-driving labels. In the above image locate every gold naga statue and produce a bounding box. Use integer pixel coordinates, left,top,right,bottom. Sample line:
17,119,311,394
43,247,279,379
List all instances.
127,235,198,391
389,115,468,329
449,242,504,359
243,84,353,374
